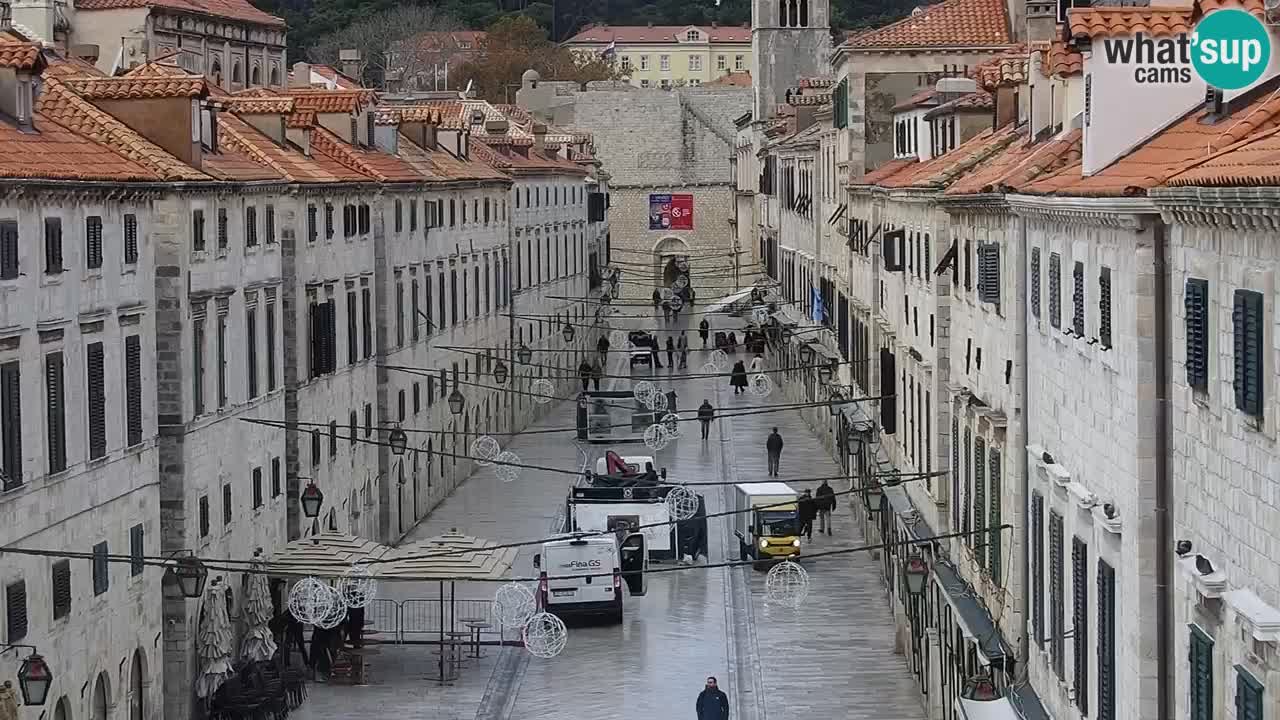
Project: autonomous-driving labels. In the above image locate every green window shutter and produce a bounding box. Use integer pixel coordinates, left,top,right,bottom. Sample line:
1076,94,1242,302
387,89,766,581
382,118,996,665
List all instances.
1099,266,1113,348
1233,289,1264,416
951,417,960,533
1235,666,1263,720
1185,278,1209,390
1049,510,1065,678
973,437,986,568
962,428,971,542
1030,247,1041,318
988,448,1001,581
1098,560,1116,720
1189,626,1214,720
1049,253,1062,329
1072,536,1089,714
1072,260,1086,336
1032,493,1044,648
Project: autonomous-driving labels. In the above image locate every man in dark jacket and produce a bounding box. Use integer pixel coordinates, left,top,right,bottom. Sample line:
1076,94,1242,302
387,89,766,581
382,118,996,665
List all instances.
596,335,610,366
696,676,729,720
815,479,836,535
697,400,715,439
578,359,593,391
798,489,816,541
765,428,783,476
699,318,710,348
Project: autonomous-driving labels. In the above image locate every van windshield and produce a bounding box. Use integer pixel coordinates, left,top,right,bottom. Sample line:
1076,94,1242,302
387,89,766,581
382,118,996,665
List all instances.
757,510,797,537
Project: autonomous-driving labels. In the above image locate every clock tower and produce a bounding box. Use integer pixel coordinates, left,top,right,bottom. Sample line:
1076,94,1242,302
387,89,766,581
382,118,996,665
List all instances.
752,0,832,119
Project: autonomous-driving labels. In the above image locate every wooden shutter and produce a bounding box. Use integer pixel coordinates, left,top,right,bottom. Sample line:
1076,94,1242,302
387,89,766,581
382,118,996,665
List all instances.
1099,266,1113,348
245,205,257,246
44,217,63,273
308,302,320,379
964,239,973,290
1,361,20,488
124,213,138,264
51,560,71,619
883,229,904,272
307,205,317,242
265,204,275,243
1049,253,1061,328
988,448,1002,578
246,307,258,399
125,335,142,447
1098,560,1116,720
86,216,103,269
978,243,1001,306
974,437,986,567
223,483,232,525
1072,260,1085,336
216,208,227,249
5,581,26,642
1030,247,1041,318
1236,667,1263,720
1185,279,1209,390
879,348,896,434
252,467,263,508
1232,289,1264,416
325,300,337,373
347,291,358,364
1032,492,1044,648
92,541,108,595
951,417,960,532
45,352,65,473
271,457,281,497
0,220,18,280
129,524,144,576
1049,510,1065,678
199,495,209,536
1188,627,1213,720
1072,536,1089,714
962,427,972,542
86,342,106,459
265,302,276,392
192,209,205,251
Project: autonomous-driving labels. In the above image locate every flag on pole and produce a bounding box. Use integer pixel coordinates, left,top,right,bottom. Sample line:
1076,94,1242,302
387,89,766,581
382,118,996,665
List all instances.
602,39,617,58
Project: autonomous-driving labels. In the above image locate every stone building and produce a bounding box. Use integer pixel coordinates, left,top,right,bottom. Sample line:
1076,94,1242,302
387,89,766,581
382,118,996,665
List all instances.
563,23,751,89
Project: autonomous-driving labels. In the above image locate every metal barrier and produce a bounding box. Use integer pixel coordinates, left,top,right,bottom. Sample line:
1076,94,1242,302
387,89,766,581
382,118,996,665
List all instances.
362,598,505,645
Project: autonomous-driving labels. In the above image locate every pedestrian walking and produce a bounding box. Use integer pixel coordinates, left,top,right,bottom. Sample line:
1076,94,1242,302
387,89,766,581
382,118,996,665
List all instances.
798,489,816,541
730,360,748,395
651,343,664,369
765,427,783,476
663,299,673,322
590,359,603,391
672,302,681,322
815,479,836,535
749,352,765,375
697,399,715,439
689,288,696,307
677,332,689,368
652,288,661,311
578,359,593,391
665,389,678,414
597,334,610,366
699,318,710,348
666,336,675,368
696,677,730,720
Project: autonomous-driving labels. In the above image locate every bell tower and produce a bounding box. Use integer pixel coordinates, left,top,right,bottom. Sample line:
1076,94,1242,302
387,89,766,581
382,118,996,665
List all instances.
751,0,832,120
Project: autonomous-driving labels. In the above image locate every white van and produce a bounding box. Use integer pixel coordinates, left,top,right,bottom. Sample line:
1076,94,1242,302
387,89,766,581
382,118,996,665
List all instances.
534,533,647,624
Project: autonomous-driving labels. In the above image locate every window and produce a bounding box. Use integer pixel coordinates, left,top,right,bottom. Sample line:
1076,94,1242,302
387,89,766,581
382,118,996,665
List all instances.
689,55,702,71
735,55,745,70
309,298,337,377
1098,560,1117,720
125,335,142,446
271,457,281,498
329,420,337,457
216,310,227,408
129,524,144,576
988,448,1001,578
361,288,373,359
307,204,317,243
199,495,209,537
424,274,433,333
364,403,372,437
962,239,972,290
1049,510,1065,679
245,205,258,247
325,204,334,239
450,267,458,326
192,317,205,414
396,280,405,347
717,55,726,70
85,216,103,269
413,382,420,414
5,581,26,642
246,306,258,399
86,342,106,460
659,55,670,71
124,214,138,264
1233,289,1264,417
961,427,971,539
0,220,17,280
1072,536,1088,714
265,301,276,392
640,55,649,71
1185,278,1209,390
347,290,358,364
640,79,650,88
216,208,228,251
398,389,406,422
1072,261,1085,336
1049,252,1062,329
44,217,63,273
1030,247,1041,318
977,243,1001,307
1098,266,1112,348
686,29,699,40
265,205,275,243
222,483,232,525
45,351,66,474
1189,627,1215,720
0,362,16,492
1031,492,1044,648
348,410,357,448
358,204,371,235
973,437,986,567
193,209,207,251
51,561,70,620
92,542,109,595
410,200,418,232
621,56,632,72
1237,667,1266,720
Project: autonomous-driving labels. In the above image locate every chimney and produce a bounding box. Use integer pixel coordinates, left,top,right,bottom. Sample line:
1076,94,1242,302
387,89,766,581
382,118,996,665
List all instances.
0,66,35,131
994,85,1018,128
290,62,313,89
935,76,978,103
338,49,362,83
532,122,547,153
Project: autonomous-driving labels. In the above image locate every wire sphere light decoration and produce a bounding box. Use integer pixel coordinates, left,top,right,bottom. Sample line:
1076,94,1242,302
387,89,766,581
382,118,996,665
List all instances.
288,577,337,626
710,350,730,372
531,378,556,405
314,584,349,629
675,257,690,273
749,373,774,398
661,412,681,437
643,423,672,451
665,485,700,521
493,582,538,628
494,450,522,483
644,390,669,413
523,611,569,659
701,361,719,375
669,295,685,312
611,329,627,348
633,380,657,406
471,435,502,466
672,274,689,291
659,287,674,301
765,560,811,610
338,563,378,609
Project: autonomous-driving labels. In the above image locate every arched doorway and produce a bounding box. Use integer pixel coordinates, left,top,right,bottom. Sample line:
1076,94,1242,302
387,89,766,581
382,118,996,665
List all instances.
652,236,691,291
91,671,110,720
129,649,146,720
54,696,71,720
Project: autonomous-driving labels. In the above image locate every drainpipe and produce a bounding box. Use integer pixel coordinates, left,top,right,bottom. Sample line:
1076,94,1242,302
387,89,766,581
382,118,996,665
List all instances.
1017,213,1031,669
1153,217,1172,720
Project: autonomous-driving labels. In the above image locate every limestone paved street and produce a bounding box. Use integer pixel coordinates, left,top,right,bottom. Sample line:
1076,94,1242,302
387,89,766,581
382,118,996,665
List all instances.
294,316,923,720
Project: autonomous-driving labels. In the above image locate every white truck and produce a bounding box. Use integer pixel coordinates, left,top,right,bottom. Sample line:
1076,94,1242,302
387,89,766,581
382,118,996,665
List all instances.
533,533,648,624
732,482,801,567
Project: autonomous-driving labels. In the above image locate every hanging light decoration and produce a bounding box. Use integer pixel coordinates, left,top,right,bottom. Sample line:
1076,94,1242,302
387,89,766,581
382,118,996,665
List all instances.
710,350,730,372
493,360,510,385
495,451,521,483
522,612,568,659
749,374,774,398
164,555,210,599
288,577,336,625
661,412,681,438
493,582,537,628
470,435,502,466
562,322,575,343
643,423,671,451
644,391,669,413
632,380,657,406
388,425,408,456
448,388,465,416
16,652,52,706
665,485,700,521
531,378,556,405
764,560,810,609
313,584,349,630
339,563,377,609
903,553,930,597
299,481,324,520
517,343,534,365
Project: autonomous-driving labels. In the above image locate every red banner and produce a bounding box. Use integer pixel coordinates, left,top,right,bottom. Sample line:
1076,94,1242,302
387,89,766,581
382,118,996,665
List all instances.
649,193,694,230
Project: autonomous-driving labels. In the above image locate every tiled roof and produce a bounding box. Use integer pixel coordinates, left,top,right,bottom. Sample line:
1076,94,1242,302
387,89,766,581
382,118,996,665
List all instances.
396,106,444,124
798,77,834,89
123,57,198,79
945,128,1082,195
1024,86,1280,196
308,64,361,90
396,135,509,183
42,52,108,79
35,77,207,181
860,158,917,185
215,113,343,183
284,89,377,113
891,88,940,113
845,0,1012,50
565,24,751,44
74,0,285,26
0,112,158,181
202,143,283,181
221,96,294,114
1039,40,1083,77
1067,6,1193,39
880,124,1022,189
924,89,993,119
1165,125,1280,186
706,71,751,87
63,76,206,99
310,126,422,182
974,45,1028,88
286,110,316,128
1198,0,1266,18
0,42,43,70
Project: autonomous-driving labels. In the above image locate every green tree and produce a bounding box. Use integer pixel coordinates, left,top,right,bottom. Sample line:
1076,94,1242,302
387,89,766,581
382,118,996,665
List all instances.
455,15,622,102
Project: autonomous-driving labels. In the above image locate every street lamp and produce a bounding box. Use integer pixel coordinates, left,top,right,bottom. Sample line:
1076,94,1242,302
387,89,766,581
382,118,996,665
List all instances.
818,362,834,383
799,343,815,367
517,343,534,365
0,646,52,706
562,321,575,343
448,388,465,416
493,359,510,385
388,425,408,456
863,476,883,511
300,481,324,520
163,555,209,599
827,388,846,417
903,553,930,597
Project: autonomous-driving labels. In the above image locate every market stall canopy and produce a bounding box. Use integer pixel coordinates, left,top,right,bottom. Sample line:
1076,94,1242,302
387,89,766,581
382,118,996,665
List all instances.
377,530,518,580
955,697,1021,720
705,287,755,314
263,532,391,577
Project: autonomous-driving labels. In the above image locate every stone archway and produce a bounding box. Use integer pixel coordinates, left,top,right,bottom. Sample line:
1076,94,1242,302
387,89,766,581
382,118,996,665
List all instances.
91,671,111,720
128,649,148,720
651,236,691,291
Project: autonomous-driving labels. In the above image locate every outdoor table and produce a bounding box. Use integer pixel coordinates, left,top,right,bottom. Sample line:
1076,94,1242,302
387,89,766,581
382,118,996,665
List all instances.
344,647,379,686
463,621,492,658
431,639,465,683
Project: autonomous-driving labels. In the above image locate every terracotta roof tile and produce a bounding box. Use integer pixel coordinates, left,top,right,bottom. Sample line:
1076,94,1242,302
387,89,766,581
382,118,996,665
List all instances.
213,112,341,183
1024,86,1280,196
873,124,1021,189
42,52,108,79
35,77,207,181
284,89,377,114
1067,7,1193,40
0,42,43,70
924,90,993,119
397,135,509,183
891,88,941,113
310,127,421,182
201,144,283,181
861,158,917,185
63,76,206,99
222,96,294,114
0,112,158,181
845,0,1012,50
1198,0,1266,19
1040,40,1083,77
286,110,316,128
946,128,1082,195
973,45,1028,88
74,0,285,26
395,106,444,124
565,24,750,44
706,70,751,87
1165,125,1280,186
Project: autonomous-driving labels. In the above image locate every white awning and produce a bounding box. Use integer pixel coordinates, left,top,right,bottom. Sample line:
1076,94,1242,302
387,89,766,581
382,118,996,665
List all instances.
705,288,755,313
955,697,1021,720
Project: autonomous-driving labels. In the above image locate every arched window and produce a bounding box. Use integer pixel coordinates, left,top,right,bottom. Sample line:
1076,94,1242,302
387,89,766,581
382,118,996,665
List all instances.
92,673,110,720
800,0,808,26
789,0,798,27
250,65,261,85
232,60,243,85
54,697,71,720
130,650,146,720
779,0,786,26
209,59,222,86
269,66,280,86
